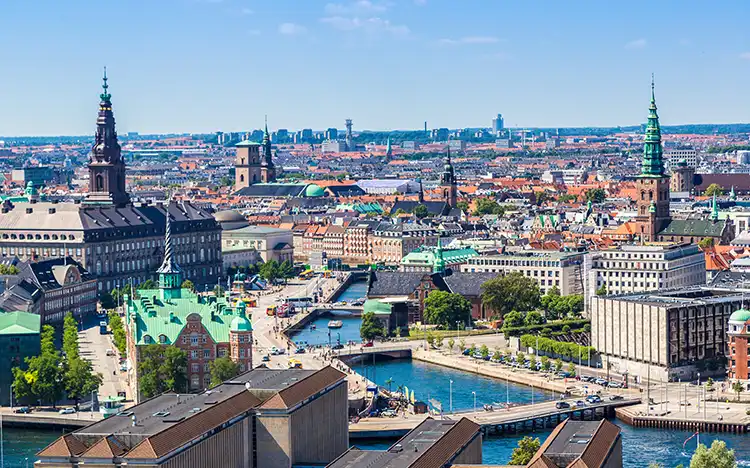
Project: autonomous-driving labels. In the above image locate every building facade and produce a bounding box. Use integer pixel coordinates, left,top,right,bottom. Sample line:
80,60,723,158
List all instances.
460,250,585,295
0,311,40,406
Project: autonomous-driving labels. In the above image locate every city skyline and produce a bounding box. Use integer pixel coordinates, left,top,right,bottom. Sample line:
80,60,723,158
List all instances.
2,0,750,135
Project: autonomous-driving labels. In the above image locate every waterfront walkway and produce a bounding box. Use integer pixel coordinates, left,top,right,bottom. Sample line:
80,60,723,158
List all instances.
350,396,640,438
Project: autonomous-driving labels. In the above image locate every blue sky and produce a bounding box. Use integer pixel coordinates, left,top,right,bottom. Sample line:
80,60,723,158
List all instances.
1,0,750,135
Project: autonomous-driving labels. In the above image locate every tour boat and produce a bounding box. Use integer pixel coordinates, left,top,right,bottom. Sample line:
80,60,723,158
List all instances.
327,320,343,329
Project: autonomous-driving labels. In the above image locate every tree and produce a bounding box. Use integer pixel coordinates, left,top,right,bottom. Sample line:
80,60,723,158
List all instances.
480,344,489,359
360,311,384,341
595,285,607,296
425,332,435,349
413,204,429,219
138,344,188,399
524,310,545,326
259,260,280,284
0,264,20,275
109,311,127,355
516,351,525,365
529,355,538,371
423,290,472,329
434,335,444,349
568,362,576,377
698,238,715,249
139,279,158,290
278,260,295,284
534,191,553,206
508,436,541,465
447,338,455,353
456,201,469,212
12,325,65,407
62,313,79,360
704,183,724,197
558,194,577,203
585,188,606,203
502,310,525,328
706,378,714,392
554,358,563,372
689,440,736,468
213,285,225,297
99,290,116,310
459,339,466,354
541,355,551,372
209,357,240,387
64,357,102,409
482,273,541,319
731,381,744,401
181,280,195,292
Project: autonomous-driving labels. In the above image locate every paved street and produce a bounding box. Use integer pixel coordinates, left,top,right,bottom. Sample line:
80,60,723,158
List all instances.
78,316,128,400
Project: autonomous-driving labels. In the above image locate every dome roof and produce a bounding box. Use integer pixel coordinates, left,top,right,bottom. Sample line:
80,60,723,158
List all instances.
214,210,249,231
304,184,325,197
729,308,750,323
230,315,252,332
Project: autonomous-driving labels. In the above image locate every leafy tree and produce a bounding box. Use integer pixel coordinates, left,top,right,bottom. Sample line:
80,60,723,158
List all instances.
447,338,455,353
557,194,577,203
181,280,195,292
64,357,102,410
434,335,444,349
502,310,525,328
585,188,606,203
413,204,429,219
259,260,280,284
109,311,127,355
524,310,545,326
63,313,79,360
459,339,466,354
481,273,541,319
731,381,744,401
704,183,724,197
595,285,607,296
278,260,295,284
99,290,116,310
508,436,541,465
360,311,384,341
568,362,576,377
425,332,435,348
516,351,525,365
534,191,553,206
689,440,736,468
473,198,507,216
423,290,472,329
480,344,489,358
698,238,715,249
12,325,65,407
392,208,406,217
706,378,714,391
138,344,188,398
456,201,469,212
209,357,240,387
469,343,477,355
554,358,563,372
541,355,551,372
529,355,538,371
0,264,20,275
138,279,157,290
492,350,502,360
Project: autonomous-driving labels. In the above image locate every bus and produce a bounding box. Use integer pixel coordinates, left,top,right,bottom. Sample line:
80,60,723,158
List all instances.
266,305,277,316
99,321,108,335
285,297,313,308
241,297,257,307
298,269,314,281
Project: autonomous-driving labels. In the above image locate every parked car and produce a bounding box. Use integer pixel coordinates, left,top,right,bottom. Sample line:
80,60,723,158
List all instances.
381,409,397,418
14,407,31,414
595,378,608,386
586,395,602,404
575,400,586,407
362,342,374,348
295,347,306,354
555,401,571,409
332,343,344,350
462,349,471,356
608,381,623,388
105,349,115,357
59,407,76,415
609,395,624,401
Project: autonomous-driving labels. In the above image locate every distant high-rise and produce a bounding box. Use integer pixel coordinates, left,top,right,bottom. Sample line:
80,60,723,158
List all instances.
325,127,338,140
491,114,504,134
345,119,353,151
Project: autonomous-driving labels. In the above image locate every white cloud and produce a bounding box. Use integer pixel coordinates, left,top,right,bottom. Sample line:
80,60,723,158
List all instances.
438,36,500,45
279,22,307,35
325,0,389,15
320,16,409,36
624,38,647,50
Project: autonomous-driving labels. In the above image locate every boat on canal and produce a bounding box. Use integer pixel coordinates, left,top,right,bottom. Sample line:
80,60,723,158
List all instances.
328,320,343,329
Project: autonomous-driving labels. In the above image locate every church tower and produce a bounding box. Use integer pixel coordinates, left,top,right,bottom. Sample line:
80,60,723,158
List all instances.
635,76,671,242
86,68,131,207
440,146,458,208
234,138,262,191
260,118,276,183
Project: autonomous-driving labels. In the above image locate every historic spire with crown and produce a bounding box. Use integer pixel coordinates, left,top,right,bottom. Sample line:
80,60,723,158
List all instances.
157,202,184,300
86,67,131,206
260,115,276,183
440,143,458,208
386,136,392,160
433,236,446,274
641,74,664,177
710,193,720,222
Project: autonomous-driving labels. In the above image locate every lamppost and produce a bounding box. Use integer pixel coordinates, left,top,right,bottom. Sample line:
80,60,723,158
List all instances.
506,375,509,408
472,391,477,414
449,380,453,414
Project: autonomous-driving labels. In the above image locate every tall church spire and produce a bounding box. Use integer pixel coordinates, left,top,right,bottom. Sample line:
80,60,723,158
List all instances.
86,68,130,206
440,143,458,209
260,115,276,183
641,74,664,177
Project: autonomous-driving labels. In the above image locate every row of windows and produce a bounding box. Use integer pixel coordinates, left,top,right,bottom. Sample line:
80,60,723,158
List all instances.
3,247,82,257
1,233,76,241
469,258,563,268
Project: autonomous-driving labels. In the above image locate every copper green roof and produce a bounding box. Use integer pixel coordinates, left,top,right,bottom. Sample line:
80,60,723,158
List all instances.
640,76,664,177
304,184,325,197
729,308,750,323
657,219,726,238
128,289,251,345
363,299,392,315
400,247,479,268
0,311,41,335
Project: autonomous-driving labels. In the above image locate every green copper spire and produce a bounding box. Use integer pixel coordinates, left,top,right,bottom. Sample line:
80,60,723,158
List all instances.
710,193,719,221
100,67,111,102
157,202,184,300
433,237,446,274
730,185,737,201
640,74,664,177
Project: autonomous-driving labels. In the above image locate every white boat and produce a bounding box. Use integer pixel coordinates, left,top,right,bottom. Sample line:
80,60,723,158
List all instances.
328,320,343,329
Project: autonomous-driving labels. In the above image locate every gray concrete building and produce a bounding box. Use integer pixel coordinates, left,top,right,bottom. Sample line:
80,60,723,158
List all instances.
590,287,741,382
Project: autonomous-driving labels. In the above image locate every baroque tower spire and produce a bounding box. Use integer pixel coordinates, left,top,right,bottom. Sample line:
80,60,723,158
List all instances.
260,115,276,183
157,201,184,299
641,74,664,177
86,68,131,206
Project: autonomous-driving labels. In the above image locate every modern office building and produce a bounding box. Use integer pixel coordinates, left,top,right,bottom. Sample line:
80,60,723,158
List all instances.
328,417,481,468
727,307,750,382
0,311,40,405
37,366,348,468
322,140,347,153
527,419,622,468
491,113,504,134
584,243,706,304
590,287,742,382
461,250,585,295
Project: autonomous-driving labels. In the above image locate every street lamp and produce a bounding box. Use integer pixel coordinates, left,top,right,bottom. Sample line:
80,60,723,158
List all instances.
449,380,453,414
506,375,509,408
472,391,477,414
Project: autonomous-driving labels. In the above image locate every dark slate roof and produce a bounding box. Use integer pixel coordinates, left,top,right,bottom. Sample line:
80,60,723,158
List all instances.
709,270,750,288
694,173,750,193
24,257,93,292
367,272,426,297
326,185,366,197
235,184,307,198
657,219,728,238
442,272,499,297
0,279,41,312
391,200,450,216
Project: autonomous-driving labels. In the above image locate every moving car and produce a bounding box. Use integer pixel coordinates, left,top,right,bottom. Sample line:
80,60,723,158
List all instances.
262,355,270,362
332,343,344,350
362,341,374,347
105,349,115,357
14,407,31,414
586,395,602,404
59,407,76,415
555,401,571,409
609,395,624,401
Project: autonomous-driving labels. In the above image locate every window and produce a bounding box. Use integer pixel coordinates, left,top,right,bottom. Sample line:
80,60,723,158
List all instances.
239,348,245,358
191,334,199,346
192,364,199,373
218,348,227,357
191,350,198,359
203,349,210,359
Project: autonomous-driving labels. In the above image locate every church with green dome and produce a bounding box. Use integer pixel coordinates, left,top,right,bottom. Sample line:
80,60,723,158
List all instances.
125,209,253,400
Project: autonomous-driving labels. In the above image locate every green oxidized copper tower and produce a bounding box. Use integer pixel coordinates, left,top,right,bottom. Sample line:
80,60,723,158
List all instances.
641,77,664,177
156,203,184,301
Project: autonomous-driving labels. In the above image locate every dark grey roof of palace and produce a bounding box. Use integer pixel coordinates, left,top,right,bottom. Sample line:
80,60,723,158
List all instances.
367,272,427,297
235,184,308,198
442,272,499,297
391,200,450,216
657,218,727,238
24,257,94,292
